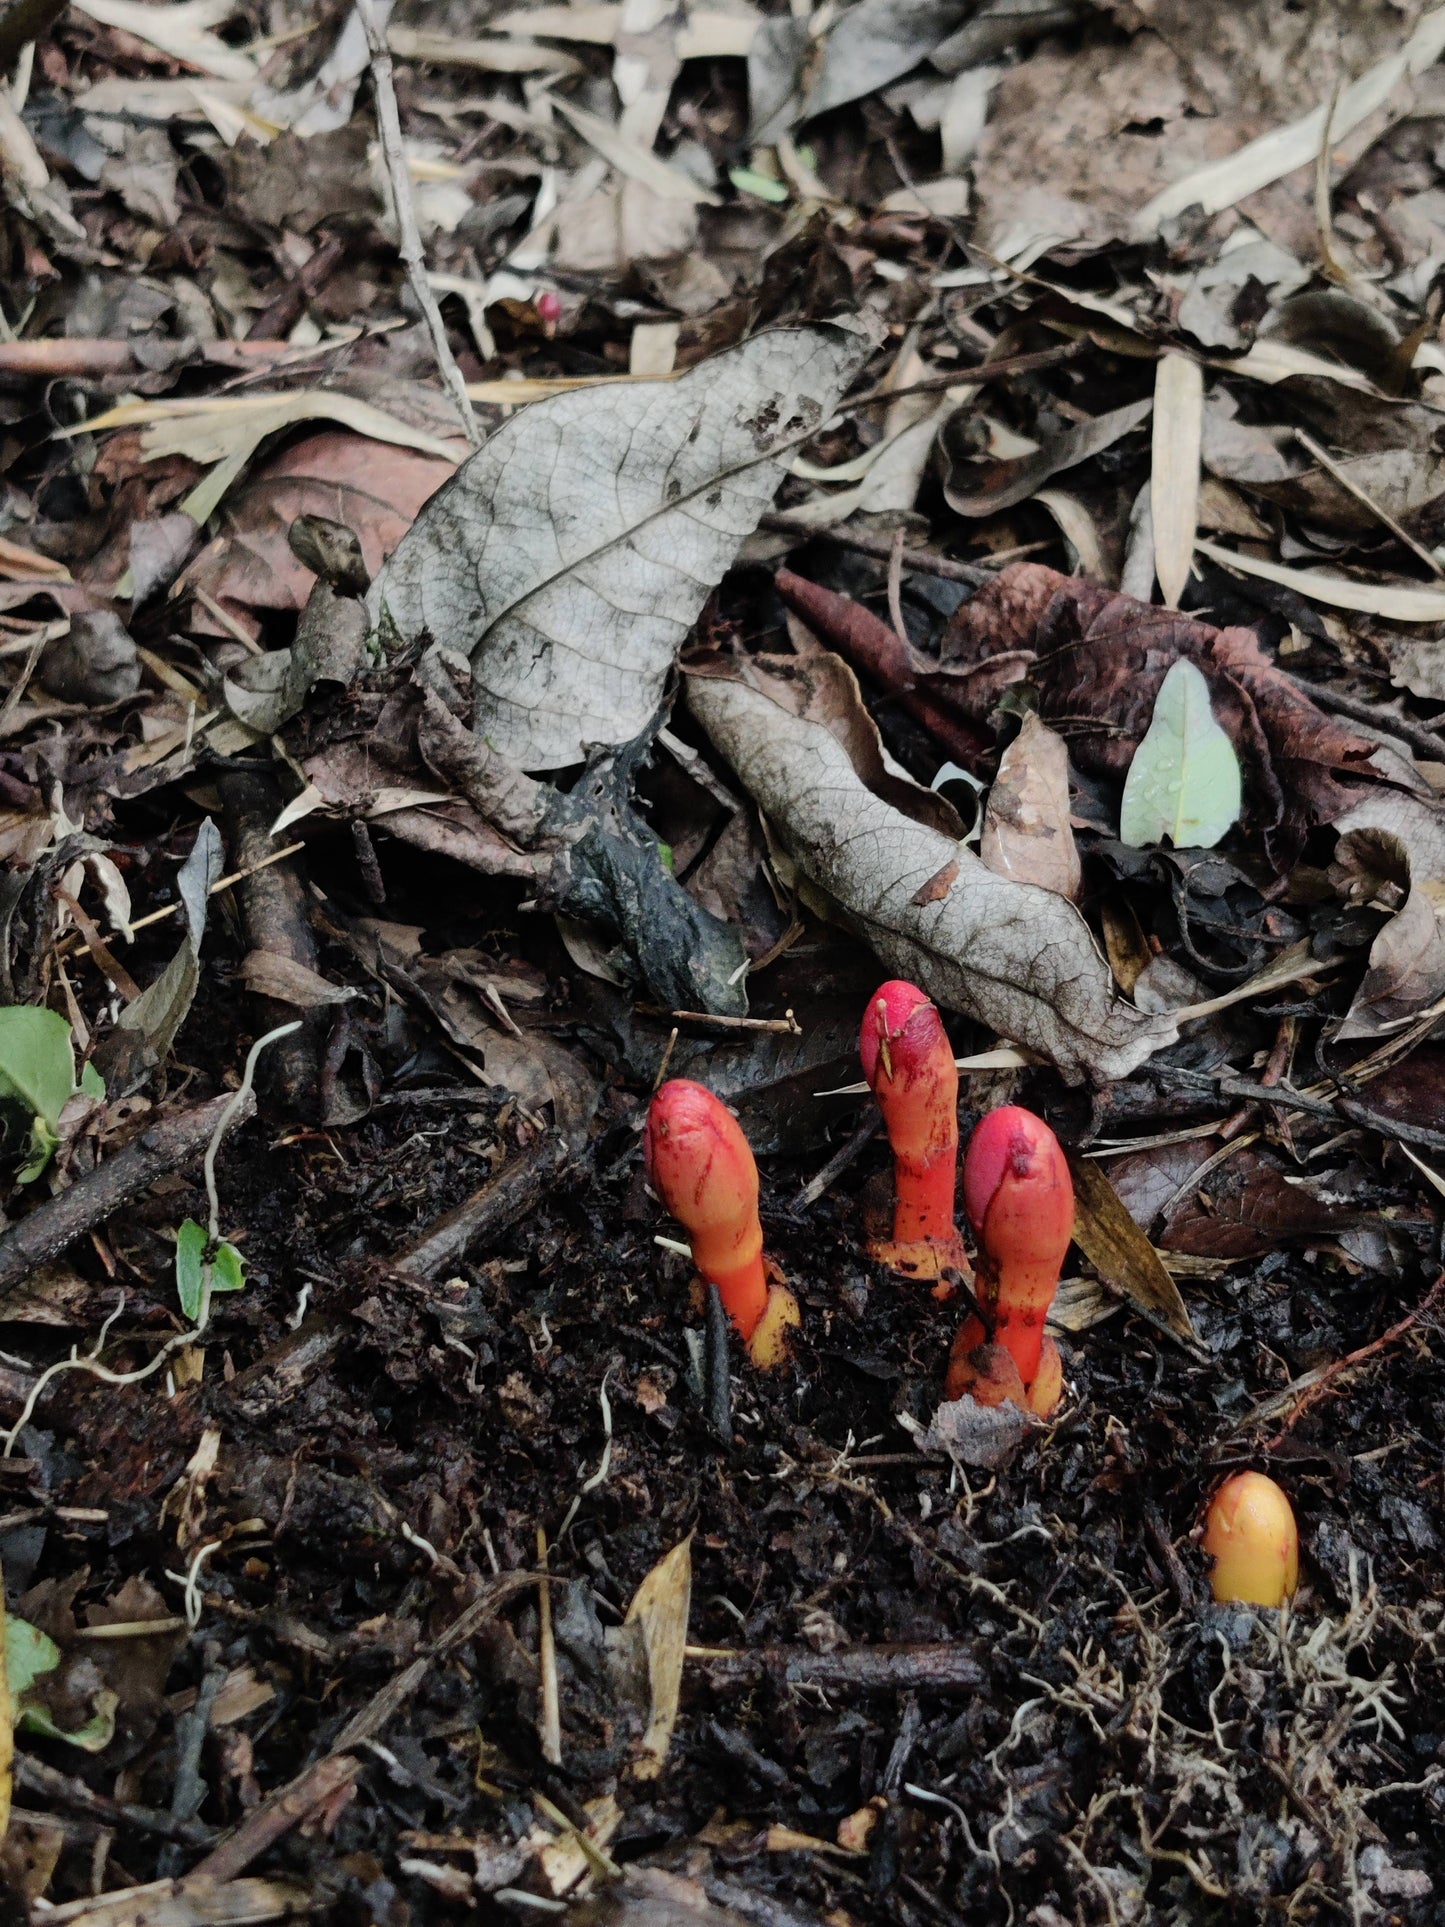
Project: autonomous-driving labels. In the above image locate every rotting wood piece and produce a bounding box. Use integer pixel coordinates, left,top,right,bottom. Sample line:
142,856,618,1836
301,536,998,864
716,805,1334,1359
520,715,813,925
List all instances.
0,1092,254,1297
219,769,321,1119
689,1642,985,1695
193,1572,533,1881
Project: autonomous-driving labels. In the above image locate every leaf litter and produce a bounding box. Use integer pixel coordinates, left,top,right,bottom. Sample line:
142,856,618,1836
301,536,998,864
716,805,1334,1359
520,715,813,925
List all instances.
2,1,1445,1921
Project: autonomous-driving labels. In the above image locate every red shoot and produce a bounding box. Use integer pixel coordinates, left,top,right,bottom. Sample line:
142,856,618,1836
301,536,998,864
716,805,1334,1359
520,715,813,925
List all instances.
947,1105,1073,1415
645,1080,799,1366
860,980,961,1252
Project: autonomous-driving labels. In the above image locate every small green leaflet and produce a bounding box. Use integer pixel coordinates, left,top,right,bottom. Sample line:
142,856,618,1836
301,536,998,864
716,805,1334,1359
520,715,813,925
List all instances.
7,1613,116,1750
1119,659,1242,851
175,1218,246,1324
0,1006,105,1180
729,167,789,203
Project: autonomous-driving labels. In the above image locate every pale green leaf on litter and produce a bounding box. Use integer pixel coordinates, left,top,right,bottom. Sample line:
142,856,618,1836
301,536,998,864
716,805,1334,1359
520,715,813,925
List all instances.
174,1218,208,1324
0,1008,76,1139
6,1616,60,1700
1119,659,1242,851
729,167,789,202
0,1006,79,1180
176,1219,245,1324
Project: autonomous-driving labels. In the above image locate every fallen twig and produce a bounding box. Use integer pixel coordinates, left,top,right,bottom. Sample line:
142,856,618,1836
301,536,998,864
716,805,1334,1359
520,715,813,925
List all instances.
391,1133,570,1279
760,513,989,587
14,1755,215,1848
1262,1272,1445,1446
688,1642,985,1694
0,1092,254,1296
357,0,481,449
193,1573,532,1881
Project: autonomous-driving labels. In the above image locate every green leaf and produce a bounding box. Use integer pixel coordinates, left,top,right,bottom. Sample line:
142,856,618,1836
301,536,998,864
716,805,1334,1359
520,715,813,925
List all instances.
1119,659,1242,851
176,1220,246,1322
8,1617,115,1751
79,1062,106,1102
210,1240,246,1295
6,1616,60,1699
19,1688,117,1753
0,1005,76,1134
729,166,789,203
174,1218,208,1323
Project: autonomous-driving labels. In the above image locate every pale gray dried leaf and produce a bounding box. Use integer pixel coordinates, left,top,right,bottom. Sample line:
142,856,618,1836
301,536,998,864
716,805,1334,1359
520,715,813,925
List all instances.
979,711,1081,901
114,819,222,1067
803,0,970,120
1332,792,1445,1038
370,322,875,772
922,1395,1030,1469
686,671,1174,1083
39,613,140,708
1151,353,1202,610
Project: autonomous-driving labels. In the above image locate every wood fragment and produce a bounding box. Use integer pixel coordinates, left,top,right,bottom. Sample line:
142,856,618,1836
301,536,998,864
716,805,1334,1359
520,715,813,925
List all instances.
0,1092,254,1297
391,1134,569,1279
690,1643,985,1695
194,1575,532,1882
218,769,321,1118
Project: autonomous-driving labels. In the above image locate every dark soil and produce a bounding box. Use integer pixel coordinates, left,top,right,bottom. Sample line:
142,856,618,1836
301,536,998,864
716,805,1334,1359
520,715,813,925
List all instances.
6,821,1444,1927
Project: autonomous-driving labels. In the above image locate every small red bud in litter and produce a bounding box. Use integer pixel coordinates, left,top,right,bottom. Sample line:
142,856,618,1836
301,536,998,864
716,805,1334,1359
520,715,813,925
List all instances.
1203,1472,1299,1608
646,1080,796,1366
947,1105,1072,1413
860,981,960,1255
536,290,562,333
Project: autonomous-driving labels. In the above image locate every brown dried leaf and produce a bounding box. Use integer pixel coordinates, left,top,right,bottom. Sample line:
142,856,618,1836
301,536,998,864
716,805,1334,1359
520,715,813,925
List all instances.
941,563,1385,868
1068,1152,1195,1345
184,432,457,624
979,711,1081,901
685,658,1174,1083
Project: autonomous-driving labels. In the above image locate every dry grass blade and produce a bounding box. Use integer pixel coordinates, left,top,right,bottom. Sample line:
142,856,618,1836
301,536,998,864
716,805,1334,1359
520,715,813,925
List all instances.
1151,353,1203,609
1068,1153,1197,1347
1196,537,1445,621
625,1535,692,1780
1133,7,1445,234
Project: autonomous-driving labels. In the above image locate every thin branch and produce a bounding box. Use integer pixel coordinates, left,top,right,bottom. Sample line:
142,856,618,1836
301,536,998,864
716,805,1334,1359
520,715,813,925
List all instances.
356,0,482,449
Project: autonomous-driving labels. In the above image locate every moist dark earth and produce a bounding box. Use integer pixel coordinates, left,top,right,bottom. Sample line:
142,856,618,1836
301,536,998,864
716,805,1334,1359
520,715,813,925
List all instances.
4,814,1444,1927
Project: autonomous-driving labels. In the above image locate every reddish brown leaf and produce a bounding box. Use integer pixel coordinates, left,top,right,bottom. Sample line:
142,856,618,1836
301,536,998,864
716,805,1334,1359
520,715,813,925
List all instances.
774,569,993,768
184,431,458,624
941,564,1383,867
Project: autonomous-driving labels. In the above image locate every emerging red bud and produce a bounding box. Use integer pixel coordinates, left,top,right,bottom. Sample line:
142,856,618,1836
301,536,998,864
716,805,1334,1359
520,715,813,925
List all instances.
860,981,966,1284
1203,1472,1299,1608
947,1105,1072,1415
645,1079,798,1368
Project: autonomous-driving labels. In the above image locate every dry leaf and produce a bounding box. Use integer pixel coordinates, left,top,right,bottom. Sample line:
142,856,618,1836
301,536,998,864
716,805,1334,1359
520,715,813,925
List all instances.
71,0,256,81
1132,7,1445,236
979,711,1081,900
371,321,875,772
686,662,1174,1082
1068,1152,1196,1345
1196,538,1445,623
624,1536,691,1780
237,953,358,1009
1332,791,1445,1037
942,396,1152,517
0,1556,10,1843
1151,353,1202,609
940,563,1385,868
